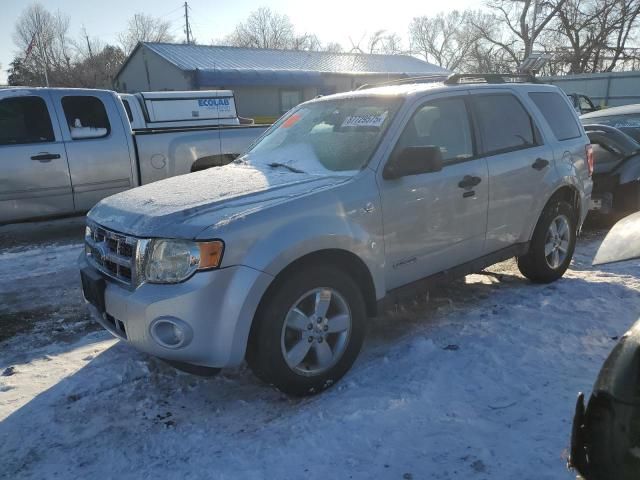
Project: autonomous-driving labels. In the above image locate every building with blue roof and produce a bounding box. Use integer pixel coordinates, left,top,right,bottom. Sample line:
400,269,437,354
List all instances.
114,42,448,122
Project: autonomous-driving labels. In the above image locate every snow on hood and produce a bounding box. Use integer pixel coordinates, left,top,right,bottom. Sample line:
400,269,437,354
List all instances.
88,162,348,238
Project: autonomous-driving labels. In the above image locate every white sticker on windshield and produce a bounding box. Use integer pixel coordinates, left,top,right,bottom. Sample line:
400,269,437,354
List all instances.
341,111,388,128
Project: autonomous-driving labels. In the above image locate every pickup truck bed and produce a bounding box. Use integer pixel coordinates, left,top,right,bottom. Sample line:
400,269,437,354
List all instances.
134,125,267,185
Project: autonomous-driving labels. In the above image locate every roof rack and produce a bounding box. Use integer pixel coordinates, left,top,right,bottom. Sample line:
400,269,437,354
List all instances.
356,74,450,90
444,73,538,85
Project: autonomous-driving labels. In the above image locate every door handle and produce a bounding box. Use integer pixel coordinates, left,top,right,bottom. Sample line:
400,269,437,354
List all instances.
532,158,550,170
31,153,61,162
458,175,482,189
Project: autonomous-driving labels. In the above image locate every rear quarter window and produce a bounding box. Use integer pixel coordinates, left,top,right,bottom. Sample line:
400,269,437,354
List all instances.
529,92,582,141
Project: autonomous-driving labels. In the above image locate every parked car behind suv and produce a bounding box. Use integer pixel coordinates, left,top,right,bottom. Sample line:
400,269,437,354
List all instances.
80,74,593,396
580,105,640,219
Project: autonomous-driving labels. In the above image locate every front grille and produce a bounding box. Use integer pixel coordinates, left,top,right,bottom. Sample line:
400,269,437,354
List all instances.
85,222,145,288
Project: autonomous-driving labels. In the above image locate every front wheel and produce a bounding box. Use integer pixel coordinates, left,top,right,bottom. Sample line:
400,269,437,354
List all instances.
246,266,366,396
517,199,577,283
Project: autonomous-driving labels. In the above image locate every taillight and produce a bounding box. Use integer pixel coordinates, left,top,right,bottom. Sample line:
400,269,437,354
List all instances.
586,144,594,177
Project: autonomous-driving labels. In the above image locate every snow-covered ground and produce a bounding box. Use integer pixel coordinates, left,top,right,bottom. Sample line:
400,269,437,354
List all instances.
1,227,639,480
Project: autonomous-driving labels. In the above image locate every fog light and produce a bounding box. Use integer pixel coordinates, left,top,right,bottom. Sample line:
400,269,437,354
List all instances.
150,317,192,349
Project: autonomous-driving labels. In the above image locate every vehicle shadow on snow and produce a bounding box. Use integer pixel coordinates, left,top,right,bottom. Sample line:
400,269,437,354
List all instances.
2,255,638,477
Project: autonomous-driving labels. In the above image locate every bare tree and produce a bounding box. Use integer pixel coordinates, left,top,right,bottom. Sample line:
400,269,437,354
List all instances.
73,44,126,88
346,30,404,55
291,33,322,51
409,11,486,70
118,13,174,55
223,7,349,52
12,3,74,85
474,0,568,67
555,0,640,73
323,42,344,53
224,7,295,49
372,31,404,54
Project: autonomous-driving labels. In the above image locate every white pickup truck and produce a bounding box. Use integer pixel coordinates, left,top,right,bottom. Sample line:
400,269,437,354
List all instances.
0,88,268,224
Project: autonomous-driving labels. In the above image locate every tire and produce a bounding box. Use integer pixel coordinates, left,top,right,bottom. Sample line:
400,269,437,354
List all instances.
517,199,577,283
246,265,366,396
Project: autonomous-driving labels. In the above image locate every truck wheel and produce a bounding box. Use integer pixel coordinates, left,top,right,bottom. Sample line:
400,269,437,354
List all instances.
247,266,366,396
517,199,577,283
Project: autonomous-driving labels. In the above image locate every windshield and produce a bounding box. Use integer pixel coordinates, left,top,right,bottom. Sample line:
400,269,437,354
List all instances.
242,96,403,174
581,113,640,143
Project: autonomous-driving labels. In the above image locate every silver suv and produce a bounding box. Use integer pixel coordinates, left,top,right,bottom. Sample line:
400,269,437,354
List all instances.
80,75,593,395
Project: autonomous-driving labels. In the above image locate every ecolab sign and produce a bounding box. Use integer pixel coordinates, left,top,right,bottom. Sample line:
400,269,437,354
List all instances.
198,98,231,107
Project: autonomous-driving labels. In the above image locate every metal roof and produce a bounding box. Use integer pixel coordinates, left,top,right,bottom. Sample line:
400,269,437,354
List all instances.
141,42,448,76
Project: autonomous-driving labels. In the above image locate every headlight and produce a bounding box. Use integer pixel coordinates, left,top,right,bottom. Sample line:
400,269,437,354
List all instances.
144,239,224,284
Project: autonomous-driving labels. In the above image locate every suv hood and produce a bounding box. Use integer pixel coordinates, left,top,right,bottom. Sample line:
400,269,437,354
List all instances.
88,163,349,238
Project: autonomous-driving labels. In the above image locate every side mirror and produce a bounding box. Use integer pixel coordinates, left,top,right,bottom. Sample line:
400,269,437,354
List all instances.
383,146,443,180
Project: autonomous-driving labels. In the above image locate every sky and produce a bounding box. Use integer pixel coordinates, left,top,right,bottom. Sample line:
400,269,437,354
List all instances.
0,0,483,84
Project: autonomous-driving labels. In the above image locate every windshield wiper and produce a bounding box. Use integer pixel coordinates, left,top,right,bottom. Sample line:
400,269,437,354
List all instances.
267,162,306,174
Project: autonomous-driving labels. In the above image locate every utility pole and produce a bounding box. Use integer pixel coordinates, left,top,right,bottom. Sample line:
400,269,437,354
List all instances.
184,2,192,45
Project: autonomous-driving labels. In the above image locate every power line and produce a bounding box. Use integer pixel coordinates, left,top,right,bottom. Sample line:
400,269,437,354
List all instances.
158,5,184,19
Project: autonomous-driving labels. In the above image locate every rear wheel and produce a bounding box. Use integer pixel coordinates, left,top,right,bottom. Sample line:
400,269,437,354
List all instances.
517,199,577,283
247,266,366,396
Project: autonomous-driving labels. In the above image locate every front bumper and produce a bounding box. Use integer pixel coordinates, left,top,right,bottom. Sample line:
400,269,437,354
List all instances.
79,254,273,368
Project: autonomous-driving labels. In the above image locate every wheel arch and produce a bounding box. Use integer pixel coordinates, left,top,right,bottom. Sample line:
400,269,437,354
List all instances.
526,184,582,243
246,249,378,363
549,184,581,218
257,249,378,320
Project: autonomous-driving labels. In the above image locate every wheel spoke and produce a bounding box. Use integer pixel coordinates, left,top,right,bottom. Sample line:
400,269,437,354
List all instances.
558,239,569,253
326,313,350,333
552,249,560,268
314,341,334,368
314,289,332,319
285,308,309,331
544,242,555,256
287,339,312,367
281,287,352,375
557,219,569,238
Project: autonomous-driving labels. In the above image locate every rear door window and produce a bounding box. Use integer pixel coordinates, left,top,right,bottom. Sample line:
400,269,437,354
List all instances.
472,94,537,155
0,96,55,146
530,92,582,141
61,96,111,139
